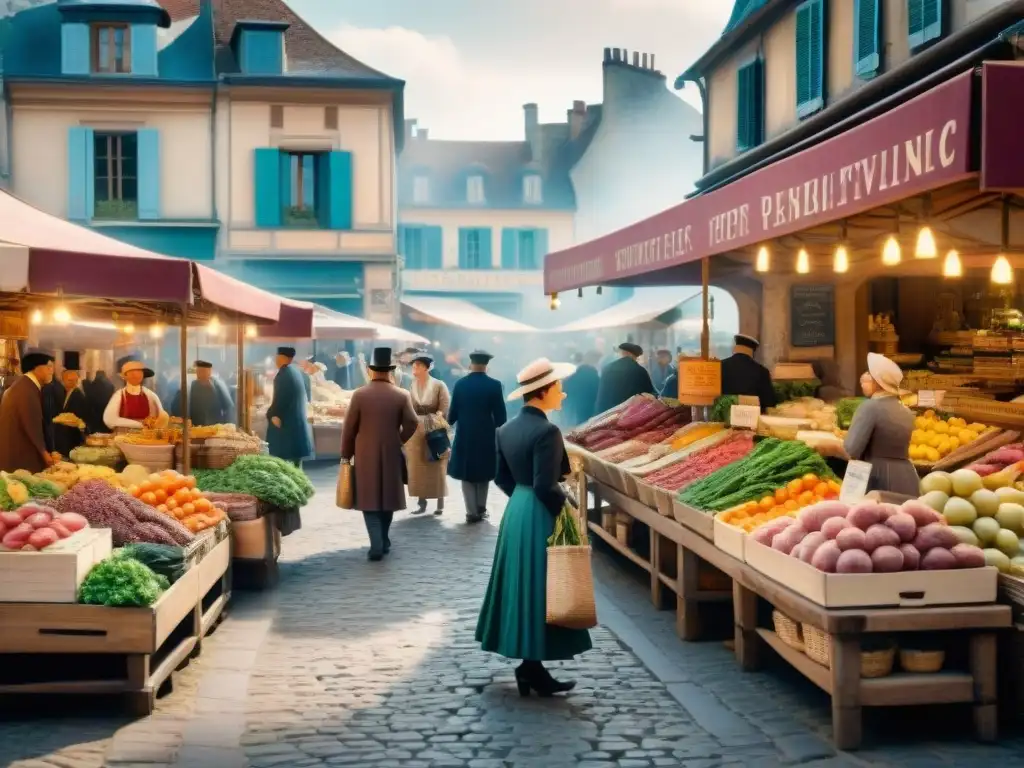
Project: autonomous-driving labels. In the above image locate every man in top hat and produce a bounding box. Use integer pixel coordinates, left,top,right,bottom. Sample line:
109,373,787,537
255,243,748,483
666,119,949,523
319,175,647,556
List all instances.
171,361,234,427
340,347,419,560
105,357,166,430
266,347,313,466
447,350,507,523
52,351,91,456
594,341,655,414
0,348,57,472
721,334,777,412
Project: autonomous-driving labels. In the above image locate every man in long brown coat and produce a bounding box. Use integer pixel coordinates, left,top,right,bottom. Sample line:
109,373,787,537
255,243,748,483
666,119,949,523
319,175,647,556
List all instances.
0,348,57,473
340,347,419,561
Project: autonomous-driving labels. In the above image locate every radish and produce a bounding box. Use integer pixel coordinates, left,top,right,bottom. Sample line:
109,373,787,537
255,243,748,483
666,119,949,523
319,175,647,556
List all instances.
0,511,22,528
27,527,59,550
23,511,53,529
48,520,72,539
2,523,33,549
56,512,88,532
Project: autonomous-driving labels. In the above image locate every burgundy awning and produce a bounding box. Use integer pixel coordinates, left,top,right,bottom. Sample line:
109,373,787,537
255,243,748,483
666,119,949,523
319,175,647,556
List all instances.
256,298,317,339
980,61,1024,191
544,71,975,293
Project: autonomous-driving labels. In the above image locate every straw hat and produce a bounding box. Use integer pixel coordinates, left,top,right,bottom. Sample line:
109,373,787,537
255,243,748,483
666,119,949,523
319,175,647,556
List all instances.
120,358,154,379
507,357,576,402
866,352,908,397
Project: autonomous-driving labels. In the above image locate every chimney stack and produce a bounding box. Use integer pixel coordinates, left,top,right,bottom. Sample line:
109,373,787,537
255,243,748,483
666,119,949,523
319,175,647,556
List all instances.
632,51,640,66
404,118,417,141
523,103,540,158
567,100,587,140
418,128,429,140
642,53,648,68
603,47,611,63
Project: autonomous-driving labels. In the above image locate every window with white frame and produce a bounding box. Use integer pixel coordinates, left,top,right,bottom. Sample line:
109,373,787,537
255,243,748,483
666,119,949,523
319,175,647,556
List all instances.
467,174,485,204
412,175,430,204
523,174,542,204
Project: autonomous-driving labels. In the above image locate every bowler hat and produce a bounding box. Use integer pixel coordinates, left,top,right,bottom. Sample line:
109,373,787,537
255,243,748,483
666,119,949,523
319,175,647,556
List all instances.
619,342,643,357
368,347,397,372
21,348,54,372
277,347,296,359
469,350,493,365
410,352,434,368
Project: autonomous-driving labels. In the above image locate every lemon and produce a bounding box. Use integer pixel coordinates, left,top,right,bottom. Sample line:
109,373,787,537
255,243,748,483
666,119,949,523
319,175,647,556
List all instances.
938,439,952,455
970,423,987,433
949,437,961,451
914,416,928,430
924,409,937,419
926,447,940,462
933,421,949,435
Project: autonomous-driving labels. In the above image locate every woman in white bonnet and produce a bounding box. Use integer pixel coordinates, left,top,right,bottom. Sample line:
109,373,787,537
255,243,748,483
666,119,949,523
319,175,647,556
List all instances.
844,353,918,495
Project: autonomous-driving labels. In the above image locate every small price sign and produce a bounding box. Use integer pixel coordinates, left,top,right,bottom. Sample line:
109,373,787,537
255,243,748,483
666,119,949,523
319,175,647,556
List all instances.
917,390,945,409
840,460,872,504
729,404,760,430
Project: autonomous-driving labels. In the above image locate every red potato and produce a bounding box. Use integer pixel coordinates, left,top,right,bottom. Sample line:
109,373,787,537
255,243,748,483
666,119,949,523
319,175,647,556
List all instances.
900,500,944,527
772,524,807,555
798,531,828,563
950,543,986,569
900,543,921,570
836,549,873,573
0,520,6,539
913,522,959,553
22,511,53,529
847,501,884,531
921,547,958,570
879,503,901,520
811,540,843,572
0,511,22,528
884,512,918,543
820,516,851,540
56,512,89,533
751,517,794,546
27,527,59,550
48,520,72,539
797,501,849,532
864,524,901,553
870,545,905,573
1,522,33,549
836,527,867,552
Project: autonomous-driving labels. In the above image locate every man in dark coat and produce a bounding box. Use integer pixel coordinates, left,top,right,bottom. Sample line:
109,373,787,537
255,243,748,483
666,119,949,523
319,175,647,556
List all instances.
171,361,234,426
340,348,419,561
52,352,90,457
594,342,655,414
85,370,115,434
0,348,56,472
720,334,777,412
651,349,675,394
562,351,600,427
447,350,507,523
267,347,314,466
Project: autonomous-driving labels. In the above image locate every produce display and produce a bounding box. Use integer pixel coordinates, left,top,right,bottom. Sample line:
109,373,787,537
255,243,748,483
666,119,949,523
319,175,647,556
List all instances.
53,412,86,430
773,380,818,403
647,432,754,493
68,445,121,466
39,462,121,491
116,543,189,584
78,556,168,607
194,455,315,510
718,474,842,532
750,498,987,573
909,411,988,464
124,470,227,533
54,480,195,546
566,396,690,451
710,396,738,423
919,467,1024,574
678,438,836,512
769,398,838,431
0,503,90,550
836,398,865,430
623,425,731,479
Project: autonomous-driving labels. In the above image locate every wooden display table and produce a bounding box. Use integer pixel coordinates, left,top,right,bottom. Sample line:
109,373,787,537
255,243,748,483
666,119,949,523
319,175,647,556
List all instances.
587,476,1013,750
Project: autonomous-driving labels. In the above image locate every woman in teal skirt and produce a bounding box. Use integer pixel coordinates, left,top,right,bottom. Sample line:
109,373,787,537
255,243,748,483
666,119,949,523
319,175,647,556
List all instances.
475,358,592,696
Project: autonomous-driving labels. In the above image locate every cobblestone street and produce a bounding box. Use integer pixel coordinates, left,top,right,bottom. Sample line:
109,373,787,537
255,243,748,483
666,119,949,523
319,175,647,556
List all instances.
4,464,1024,767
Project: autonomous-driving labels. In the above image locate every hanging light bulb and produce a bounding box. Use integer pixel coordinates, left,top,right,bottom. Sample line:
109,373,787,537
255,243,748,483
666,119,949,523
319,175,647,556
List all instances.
577,287,583,298
29,308,43,324
207,315,221,335
755,245,770,273
991,255,1015,285
882,235,901,266
549,293,560,310
52,305,71,324
833,245,849,274
149,323,164,339
245,323,258,339
943,249,963,278
915,226,937,259
596,286,603,296
795,248,810,274
122,322,135,335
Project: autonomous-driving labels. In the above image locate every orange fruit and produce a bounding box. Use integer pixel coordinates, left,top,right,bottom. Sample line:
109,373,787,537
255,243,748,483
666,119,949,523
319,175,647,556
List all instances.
802,474,819,491
156,504,168,514
195,498,212,513
140,492,157,506
813,482,829,498
185,476,197,489
190,488,203,502
165,496,178,510
828,479,841,493
138,481,154,495
174,488,191,504
759,496,775,510
798,490,815,507
787,478,803,496
783,499,799,511
154,489,167,504
127,485,140,498
181,502,196,517
173,508,186,519
774,487,789,504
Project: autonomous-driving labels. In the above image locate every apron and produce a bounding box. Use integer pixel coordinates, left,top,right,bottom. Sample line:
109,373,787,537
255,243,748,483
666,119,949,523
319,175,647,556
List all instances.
120,390,152,421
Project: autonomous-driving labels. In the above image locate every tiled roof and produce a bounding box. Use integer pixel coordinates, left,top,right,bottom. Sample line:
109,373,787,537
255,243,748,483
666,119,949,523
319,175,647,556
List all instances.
723,0,767,34
165,0,398,81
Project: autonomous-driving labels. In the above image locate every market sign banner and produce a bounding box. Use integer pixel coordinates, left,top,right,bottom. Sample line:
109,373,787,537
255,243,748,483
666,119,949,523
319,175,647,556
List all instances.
980,62,1024,191
544,71,974,293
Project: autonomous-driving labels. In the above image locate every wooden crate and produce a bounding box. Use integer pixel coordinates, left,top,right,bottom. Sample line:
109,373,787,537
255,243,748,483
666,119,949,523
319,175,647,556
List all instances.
0,528,112,603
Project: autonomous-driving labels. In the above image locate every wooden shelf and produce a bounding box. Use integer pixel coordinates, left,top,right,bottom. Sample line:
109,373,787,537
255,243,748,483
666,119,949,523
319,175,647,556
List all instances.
757,627,832,693
588,521,651,573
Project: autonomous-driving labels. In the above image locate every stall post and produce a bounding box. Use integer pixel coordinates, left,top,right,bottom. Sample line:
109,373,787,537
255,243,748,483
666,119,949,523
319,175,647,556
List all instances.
179,304,191,475
700,257,710,360
236,323,244,427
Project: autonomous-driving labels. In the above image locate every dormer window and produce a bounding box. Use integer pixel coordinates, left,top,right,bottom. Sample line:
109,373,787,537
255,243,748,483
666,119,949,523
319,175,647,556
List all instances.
92,24,131,74
231,20,290,76
523,174,542,204
467,175,485,204
413,175,430,204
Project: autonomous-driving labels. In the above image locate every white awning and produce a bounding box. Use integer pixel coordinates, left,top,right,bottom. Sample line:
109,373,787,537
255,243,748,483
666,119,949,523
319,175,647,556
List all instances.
369,322,429,345
553,287,694,333
401,296,537,333
311,306,428,344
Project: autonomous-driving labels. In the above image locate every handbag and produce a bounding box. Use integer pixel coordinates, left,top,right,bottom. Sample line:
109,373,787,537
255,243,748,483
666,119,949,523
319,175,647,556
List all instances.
423,413,451,462
336,459,355,510
545,501,598,630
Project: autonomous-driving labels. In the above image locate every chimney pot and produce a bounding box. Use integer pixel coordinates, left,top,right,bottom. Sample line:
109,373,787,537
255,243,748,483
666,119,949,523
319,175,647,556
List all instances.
632,51,640,66
650,54,656,70
573,100,586,113
603,47,611,62
612,47,620,61
642,53,648,68
419,128,429,140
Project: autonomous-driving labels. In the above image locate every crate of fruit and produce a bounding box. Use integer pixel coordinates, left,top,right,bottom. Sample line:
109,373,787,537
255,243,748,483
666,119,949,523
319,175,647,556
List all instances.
0,527,112,603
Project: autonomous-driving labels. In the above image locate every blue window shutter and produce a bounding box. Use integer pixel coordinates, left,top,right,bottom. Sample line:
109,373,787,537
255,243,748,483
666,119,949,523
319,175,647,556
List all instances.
501,228,517,269
736,60,763,151
397,224,407,265
796,0,825,118
67,127,94,221
909,0,942,49
130,24,158,76
478,227,492,269
854,0,880,77
253,148,282,228
240,30,283,75
136,128,160,220
458,228,469,269
61,23,89,75
327,151,353,230
314,153,331,225
426,226,443,269
535,228,549,265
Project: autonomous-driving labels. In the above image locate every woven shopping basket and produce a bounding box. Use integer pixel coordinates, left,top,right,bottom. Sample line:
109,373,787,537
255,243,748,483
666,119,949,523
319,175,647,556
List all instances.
546,455,598,630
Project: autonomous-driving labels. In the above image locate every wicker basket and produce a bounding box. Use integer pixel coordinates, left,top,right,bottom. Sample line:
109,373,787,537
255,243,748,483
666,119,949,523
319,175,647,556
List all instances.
802,623,896,677
118,443,175,472
900,648,945,673
861,647,896,678
772,611,804,651
802,624,831,667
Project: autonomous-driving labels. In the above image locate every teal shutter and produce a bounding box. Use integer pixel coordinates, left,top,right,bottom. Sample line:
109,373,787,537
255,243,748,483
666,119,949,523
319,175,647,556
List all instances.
136,128,160,220
396,223,407,266
426,226,443,269
501,228,517,268
458,228,469,269
60,23,89,75
130,24,158,76
314,153,332,226
795,0,825,118
326,151,353,230
854,0,880,77
478,227,492,269
908,0,942,49
67,127,94,221
535,228,549,265
253,148,282,227
735,60,763,151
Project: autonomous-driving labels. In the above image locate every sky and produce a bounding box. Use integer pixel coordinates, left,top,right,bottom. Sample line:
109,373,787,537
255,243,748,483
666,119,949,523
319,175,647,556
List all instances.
292,0,733,141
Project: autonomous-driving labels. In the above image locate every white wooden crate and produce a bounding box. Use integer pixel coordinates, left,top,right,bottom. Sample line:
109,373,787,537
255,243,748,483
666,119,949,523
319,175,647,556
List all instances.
0,527,112,603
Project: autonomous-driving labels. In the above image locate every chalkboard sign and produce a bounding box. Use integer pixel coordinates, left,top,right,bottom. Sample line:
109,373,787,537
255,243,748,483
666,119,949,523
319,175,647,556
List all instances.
790,284,835,347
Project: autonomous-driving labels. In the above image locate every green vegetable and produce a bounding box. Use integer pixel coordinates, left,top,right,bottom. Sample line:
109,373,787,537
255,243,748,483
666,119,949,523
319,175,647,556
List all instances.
548,505,583,547
836,397,866,429
79,557,169,607
194,455,315,510
773,380,820,403
678,438,836,512
116,543,188,584
0,478,14,510
16,475,62,499
710,395,739,423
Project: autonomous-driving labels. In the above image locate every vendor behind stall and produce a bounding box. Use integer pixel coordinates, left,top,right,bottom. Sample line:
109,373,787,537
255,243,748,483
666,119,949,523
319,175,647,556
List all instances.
0,348,57,472
720,334,777,412
104,358,166,430
53,351,90,456
170,360,234,426
843,353,918,496
594,342,655,414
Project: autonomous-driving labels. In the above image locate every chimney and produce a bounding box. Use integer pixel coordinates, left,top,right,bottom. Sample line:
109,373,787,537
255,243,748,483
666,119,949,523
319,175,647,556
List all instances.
603,47,611,63
632,51,640,66
602,48,667,105
419,128,429,140
523,103,540,158
612,47,621,61
642,53,648,68
568,100,586,140
404,118,417,141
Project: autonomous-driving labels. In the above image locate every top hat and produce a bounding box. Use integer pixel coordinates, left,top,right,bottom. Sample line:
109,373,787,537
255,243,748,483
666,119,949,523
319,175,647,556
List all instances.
368,347,397,372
